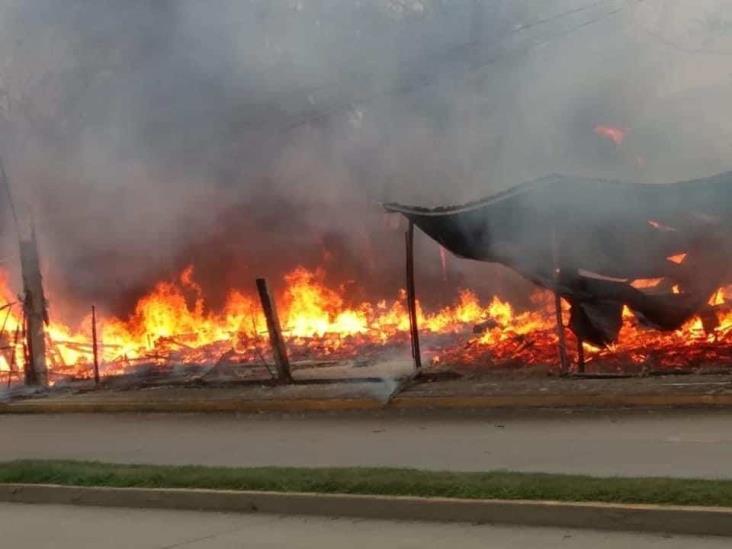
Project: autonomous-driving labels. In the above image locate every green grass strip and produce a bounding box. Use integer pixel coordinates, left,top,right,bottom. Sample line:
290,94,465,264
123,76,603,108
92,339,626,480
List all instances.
1,460,731,507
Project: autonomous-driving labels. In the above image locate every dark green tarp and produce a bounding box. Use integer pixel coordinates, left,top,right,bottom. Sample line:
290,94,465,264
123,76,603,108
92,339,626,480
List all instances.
385,171,732,346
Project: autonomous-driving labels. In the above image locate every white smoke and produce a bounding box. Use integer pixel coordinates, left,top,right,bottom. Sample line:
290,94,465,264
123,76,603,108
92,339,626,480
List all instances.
0,0,729,321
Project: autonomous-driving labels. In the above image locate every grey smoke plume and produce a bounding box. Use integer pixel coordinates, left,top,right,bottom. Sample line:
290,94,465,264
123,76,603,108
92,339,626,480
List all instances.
0,0,730,321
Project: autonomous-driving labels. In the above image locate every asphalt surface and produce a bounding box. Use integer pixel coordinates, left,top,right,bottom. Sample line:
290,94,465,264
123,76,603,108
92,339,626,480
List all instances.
2,410,732,477
2,503,728,548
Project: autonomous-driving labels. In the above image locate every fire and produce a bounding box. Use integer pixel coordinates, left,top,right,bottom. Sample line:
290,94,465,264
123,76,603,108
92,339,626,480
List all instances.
667,253,687,264
3,262,732,384
594,125,627,145
282,267,368,338
631,278,663,289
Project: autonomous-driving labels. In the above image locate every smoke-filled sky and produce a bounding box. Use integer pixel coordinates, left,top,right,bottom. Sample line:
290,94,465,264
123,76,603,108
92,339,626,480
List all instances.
0,0,731,319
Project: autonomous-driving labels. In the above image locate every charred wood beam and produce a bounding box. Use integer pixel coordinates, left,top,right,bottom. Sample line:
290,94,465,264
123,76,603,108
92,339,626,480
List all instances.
255,278,293,384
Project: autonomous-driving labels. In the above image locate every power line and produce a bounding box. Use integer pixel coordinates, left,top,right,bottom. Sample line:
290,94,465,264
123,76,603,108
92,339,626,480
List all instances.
635,0,732,55
512,0,616,33
278,1,637,136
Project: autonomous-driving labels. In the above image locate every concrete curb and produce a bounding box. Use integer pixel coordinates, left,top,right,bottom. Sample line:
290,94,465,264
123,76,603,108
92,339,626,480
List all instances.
1,484,731,536
3,392,732,414
0,397,384,414
391,393,732,410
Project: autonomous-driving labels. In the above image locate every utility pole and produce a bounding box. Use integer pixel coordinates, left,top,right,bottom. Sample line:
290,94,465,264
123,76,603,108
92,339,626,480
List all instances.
1,154,49,386
0,156,19,231
20,228,48,386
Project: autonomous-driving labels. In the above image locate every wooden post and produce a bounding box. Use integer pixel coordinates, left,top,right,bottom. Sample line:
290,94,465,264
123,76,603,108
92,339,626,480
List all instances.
551,227,569,374
553,293,569,374
405,222,422,371
20,230,48,386
92,305,100,385
576,336,586,374
255,278,293,383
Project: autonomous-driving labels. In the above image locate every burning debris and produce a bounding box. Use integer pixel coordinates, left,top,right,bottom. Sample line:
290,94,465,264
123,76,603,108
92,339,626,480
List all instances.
5,168,732,386
3,247,732,387
1,2,732,389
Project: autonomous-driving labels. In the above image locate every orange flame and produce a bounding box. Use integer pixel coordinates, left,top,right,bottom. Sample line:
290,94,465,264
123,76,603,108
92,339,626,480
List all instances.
594,125,627,145
2,262,732,382
667,253,687,264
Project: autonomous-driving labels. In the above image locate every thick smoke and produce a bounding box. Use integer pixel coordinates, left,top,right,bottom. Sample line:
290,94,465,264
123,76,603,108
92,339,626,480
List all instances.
0,0,731,321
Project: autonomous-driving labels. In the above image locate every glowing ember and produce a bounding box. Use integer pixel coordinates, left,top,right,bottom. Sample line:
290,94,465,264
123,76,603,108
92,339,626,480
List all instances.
594,124,627,145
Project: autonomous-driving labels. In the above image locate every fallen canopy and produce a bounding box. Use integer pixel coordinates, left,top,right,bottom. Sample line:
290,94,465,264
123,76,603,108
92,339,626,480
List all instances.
384,171,732,347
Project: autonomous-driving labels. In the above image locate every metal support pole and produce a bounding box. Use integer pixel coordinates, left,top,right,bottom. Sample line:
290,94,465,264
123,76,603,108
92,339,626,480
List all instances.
406,222,422,371
552,227,569,374
256,278,293,384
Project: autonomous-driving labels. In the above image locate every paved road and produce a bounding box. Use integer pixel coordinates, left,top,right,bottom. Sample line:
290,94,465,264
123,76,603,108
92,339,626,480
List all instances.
1,503,728,548
2,410,732,477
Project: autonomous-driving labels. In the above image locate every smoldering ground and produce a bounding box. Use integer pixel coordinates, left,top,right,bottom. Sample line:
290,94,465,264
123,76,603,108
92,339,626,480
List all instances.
0,0,730,323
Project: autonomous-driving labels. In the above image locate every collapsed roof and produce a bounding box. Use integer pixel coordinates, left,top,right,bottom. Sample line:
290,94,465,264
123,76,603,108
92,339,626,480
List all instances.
384,171,732,347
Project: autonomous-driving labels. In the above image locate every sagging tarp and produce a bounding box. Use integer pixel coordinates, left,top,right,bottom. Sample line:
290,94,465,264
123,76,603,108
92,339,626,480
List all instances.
384,171,732,347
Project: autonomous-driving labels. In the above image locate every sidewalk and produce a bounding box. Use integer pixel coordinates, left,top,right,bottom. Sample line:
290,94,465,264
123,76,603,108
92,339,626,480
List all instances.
2,370,732,414
2,502,725,548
